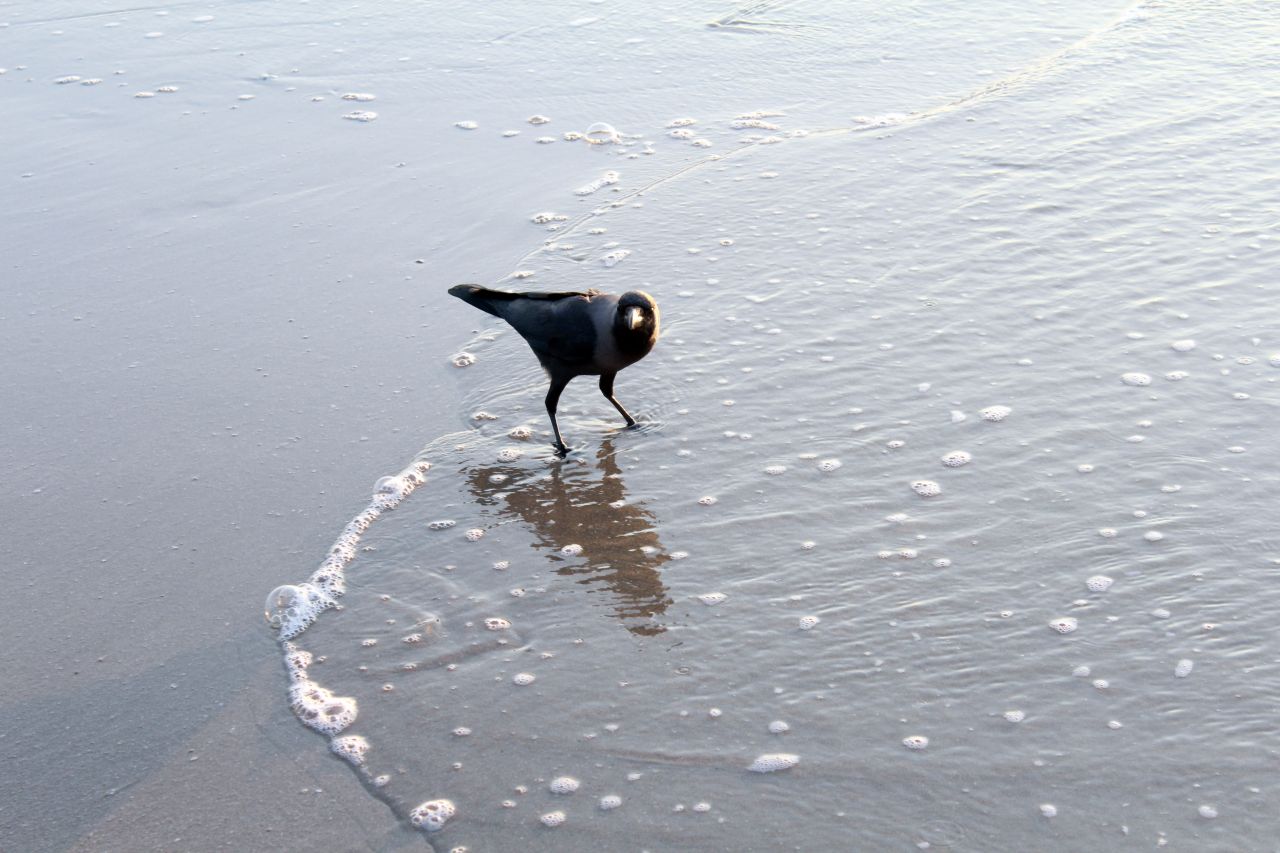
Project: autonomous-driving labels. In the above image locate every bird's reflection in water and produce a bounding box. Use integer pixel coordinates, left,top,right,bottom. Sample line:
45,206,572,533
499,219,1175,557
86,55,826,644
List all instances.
466,438,672,636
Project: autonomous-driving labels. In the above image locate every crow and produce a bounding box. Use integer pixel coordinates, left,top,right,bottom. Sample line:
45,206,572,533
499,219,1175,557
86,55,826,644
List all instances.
448,284,660,454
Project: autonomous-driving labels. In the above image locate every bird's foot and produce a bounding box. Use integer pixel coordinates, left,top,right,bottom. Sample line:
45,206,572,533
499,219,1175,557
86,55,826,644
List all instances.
552,441,570,456
623,416,638,428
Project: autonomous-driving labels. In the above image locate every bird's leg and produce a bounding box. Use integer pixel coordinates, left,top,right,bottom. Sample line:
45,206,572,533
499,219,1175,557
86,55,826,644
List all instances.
545,375,571,454
599,372,637,427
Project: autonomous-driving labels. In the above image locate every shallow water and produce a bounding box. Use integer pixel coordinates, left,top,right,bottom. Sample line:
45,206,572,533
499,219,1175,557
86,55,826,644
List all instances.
271,1,1280,848
6,0,1280,850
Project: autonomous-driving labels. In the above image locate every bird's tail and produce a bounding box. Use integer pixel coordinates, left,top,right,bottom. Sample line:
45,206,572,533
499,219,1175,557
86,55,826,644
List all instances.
447,284,509,319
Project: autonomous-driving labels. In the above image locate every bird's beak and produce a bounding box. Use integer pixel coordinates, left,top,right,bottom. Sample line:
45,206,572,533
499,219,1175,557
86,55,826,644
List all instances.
625,306,643,330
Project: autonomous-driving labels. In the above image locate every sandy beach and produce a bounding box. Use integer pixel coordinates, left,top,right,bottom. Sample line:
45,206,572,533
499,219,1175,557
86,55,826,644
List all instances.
5,1,1280,850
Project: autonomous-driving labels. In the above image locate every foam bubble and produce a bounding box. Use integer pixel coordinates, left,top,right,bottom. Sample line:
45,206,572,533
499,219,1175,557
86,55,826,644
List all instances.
940,450,971,467
410,799,456,832
697,495,718,506
265,583,333,640
768,720,790,734
540,810,567,827
748,753,799,773
1002,710,1025,723
1098,528,1117,538
454,120,478,130
1086,576,1113,592
1049,617,1078,634
764,464,787,475
1269,354,1280,367
330,735,370,766
289,680,357,735
1198,804,1218,819
818,459,842,472
798,615,820,630
575,170,620,196
343,110,378,122
599,794,622,810
451,352,476,367
698,592,727,606
1039,804,1057,818
932,558,951,568
902,735,929,750
465,528,485,541
602,249,631,267
980,405,1012,422
531,212,567,224
1072,665,1091,677
429,519,457,530
341,92,376,101
497,447,521,462
911,480,942,497
485,617,511,631
1144,531,1164,542
1166,370,1189,380
453,726,472,737
1121,372,1152,386
585,122,621,144
1077,463,1095,473
528,114,550,125
54,75,82,84
1174,659,1194,678
561,543,583,556
669,128,695,139
548,776,581,794
513,672,536,685
1171,339,1196,352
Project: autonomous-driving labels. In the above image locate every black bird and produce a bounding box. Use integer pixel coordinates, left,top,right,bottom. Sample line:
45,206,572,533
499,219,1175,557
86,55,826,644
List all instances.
448,284,660,454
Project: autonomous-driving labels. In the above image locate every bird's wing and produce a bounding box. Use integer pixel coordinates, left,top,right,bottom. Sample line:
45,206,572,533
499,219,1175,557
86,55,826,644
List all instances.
448,285,605,368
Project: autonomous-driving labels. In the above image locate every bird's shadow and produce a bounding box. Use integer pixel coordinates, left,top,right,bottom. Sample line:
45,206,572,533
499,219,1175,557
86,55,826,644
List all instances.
465,437,673,636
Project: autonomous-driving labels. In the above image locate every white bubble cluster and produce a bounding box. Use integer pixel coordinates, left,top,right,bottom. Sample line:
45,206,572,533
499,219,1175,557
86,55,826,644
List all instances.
465,528,485,541
575,170,620,196
748,753,799,773
485,617,511,631
1002,710,1025,723
764,464,787,475
798,615,820,630
497,447,521,462
818,459,842,472
902,735,929,750
980,405,1012,422
540,810,567,827
697,495,718,506
561,543,583,556
599,794,622,810
698,592,727,606
1174,659,1194,678
768,720,790,734
1198,804,1218,819
1086,575,1113,592
1171,339,1196,352
940,450,971,467
602,249,632,268
1039,804,1058,818
330,735,370,766
1121,372,1152,386
410,799,456,832
513,672,536,686
911,480,942,497
549,776,580,794
289,680,358,736
451,352,476,367
1049,617,1078,634
343,110,378,122
429,519,457,530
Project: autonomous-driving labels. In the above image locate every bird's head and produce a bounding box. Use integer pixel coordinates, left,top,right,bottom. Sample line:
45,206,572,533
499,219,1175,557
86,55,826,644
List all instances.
614,291,660,341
